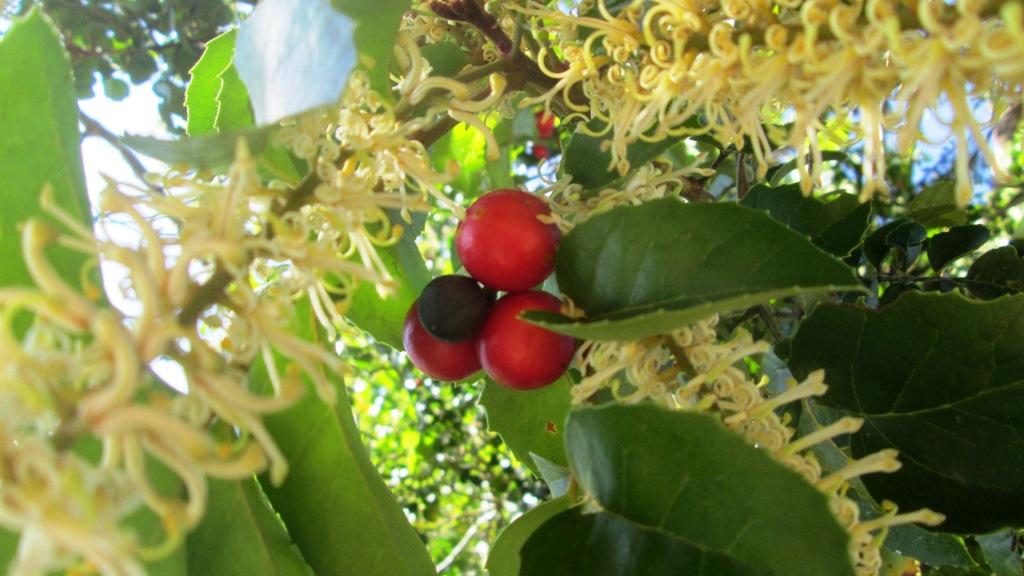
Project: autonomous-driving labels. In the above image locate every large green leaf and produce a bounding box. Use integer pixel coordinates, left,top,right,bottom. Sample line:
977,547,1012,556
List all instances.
250,300,435,576
784,293,1024,533
486,495,571,576
187,478,315,576
740,183,872,256
521,507,766,576
967,246,1024,299
544,404,856,575
927,225,990,272
907,180,969,228
526,199,862,340
430,124,488,199
0,8,89,290
478,376,572,475
124,128,273,169
561,120,681,194
185,29,239,136
798,401,982,571
346,213,430,349
976,530,1024,576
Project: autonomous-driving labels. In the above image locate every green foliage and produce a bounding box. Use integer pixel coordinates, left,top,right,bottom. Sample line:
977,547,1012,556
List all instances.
784,293,1024,533
927,225,991,272
797,401,985,572
522,507,765,576
347,223,432,350
527,198,862,340
420,41,469,78
188,479,315,576
487,495,572,576
249,300,436,576
123,128,273,169
561,120,681,193
329,0,412,96
967,246,1024,299
0,7,89,290
15,0,246,128
185,29,244,136
907,180,969,228
740,183,872,256
478,377,572,475
524,404,856,575
976,530,1024,576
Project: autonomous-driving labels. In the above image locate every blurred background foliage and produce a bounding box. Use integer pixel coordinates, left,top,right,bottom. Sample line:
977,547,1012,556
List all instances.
3,0,253,129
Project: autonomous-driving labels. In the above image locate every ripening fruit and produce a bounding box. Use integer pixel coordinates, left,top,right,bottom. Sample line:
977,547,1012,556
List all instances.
535,110,555,139
477,291,575,390
417,274,491,342
403,301,481,381
455,189,561,292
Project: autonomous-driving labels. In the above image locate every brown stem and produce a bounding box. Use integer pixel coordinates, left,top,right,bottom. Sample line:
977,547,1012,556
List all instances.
80,111,164,194
664,338,698,379
754,305,784,344
736,151,749,200
429,0,513,56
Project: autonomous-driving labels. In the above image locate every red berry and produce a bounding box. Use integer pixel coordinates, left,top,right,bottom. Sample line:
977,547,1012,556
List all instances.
478,291,575,390
535,110,555,139
403,300,481,381
532,143,550,161
456,190,561,292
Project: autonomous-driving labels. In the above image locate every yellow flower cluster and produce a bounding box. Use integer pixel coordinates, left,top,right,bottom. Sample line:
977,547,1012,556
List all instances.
541,157,714,230
570,317,944,575
521,0,1023,204
0,25,521,572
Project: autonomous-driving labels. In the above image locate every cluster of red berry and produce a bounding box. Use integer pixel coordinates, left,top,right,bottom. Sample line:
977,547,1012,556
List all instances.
402,189,575,390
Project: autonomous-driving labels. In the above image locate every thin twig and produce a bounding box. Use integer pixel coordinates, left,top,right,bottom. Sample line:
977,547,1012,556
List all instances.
664,338,698,378
754,305,784,344
436,508,497,573
80,110,164,194
736,150,749,199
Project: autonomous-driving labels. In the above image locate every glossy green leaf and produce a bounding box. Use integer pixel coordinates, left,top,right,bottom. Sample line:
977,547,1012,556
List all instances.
740,183,871,256
431,124,488,198
331,0,412,96
798,400,981,571
0,8,90,291
478,376,572,475
927,225,990,272
250,300,435,576
784,292,1024,533
551,404,855,575
907,180,969,228
346,213,431,349
486,496,571,576
420,41,469,78
526,199,862,340
187,478,315,576
562,120,681,194
124,128,272,169
521,507,765,576
185,29,238,136
216,60,255,132
967,246,1024,300
531,454,571,497
235,0,357,124
976,530,1024,576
